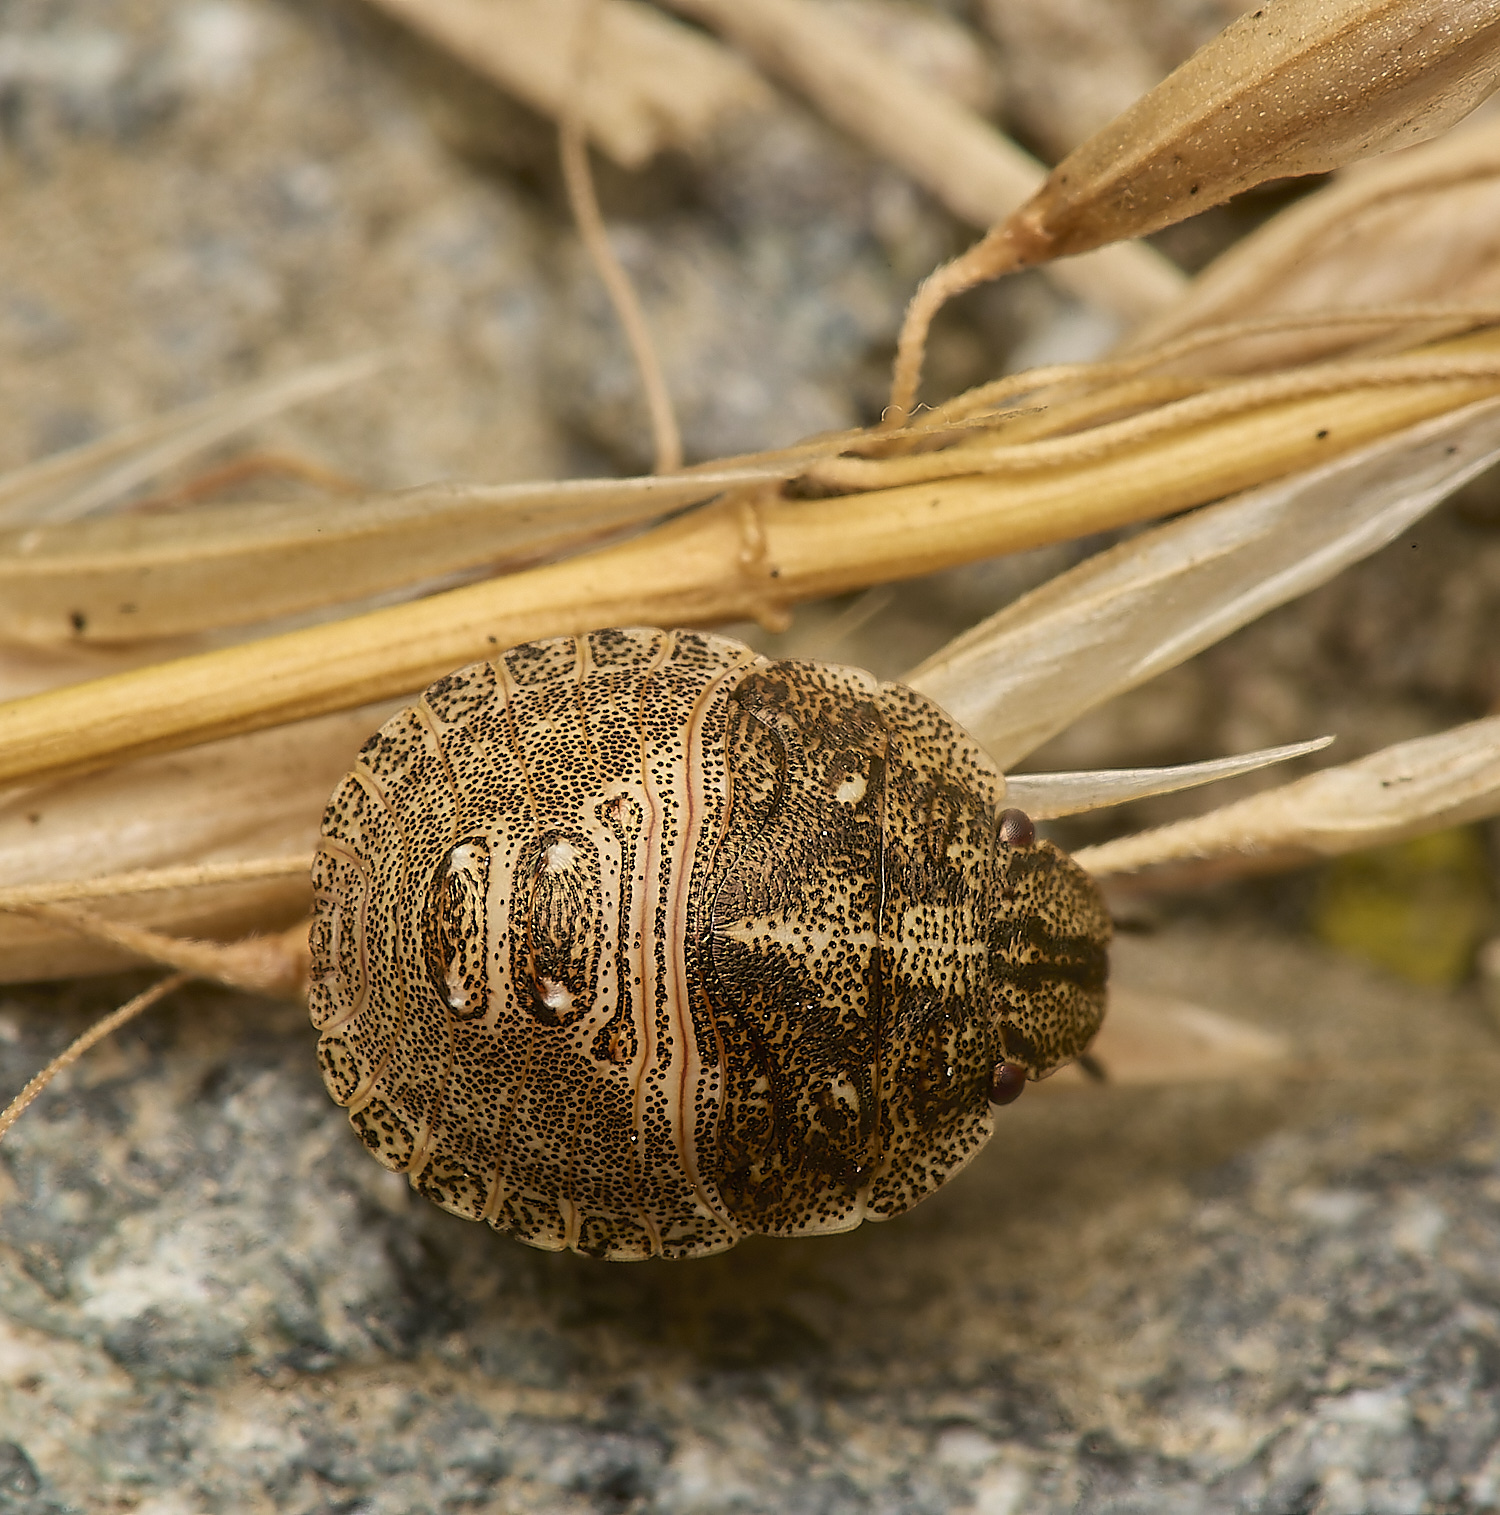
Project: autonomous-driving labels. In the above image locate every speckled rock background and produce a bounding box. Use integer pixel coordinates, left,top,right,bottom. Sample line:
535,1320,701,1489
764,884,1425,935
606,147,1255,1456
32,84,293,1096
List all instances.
2,2,1500,1512
4,933,1500,1514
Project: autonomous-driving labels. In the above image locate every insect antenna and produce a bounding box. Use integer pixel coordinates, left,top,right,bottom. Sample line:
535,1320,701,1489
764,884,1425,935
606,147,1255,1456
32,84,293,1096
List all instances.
1075,1051,1108,1083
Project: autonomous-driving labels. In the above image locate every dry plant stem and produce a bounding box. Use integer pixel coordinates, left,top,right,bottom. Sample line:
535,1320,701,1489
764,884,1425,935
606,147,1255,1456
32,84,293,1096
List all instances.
0,856,311,912
15,316,1496,648
658,0,1182,323
0,971,192,1143
887,226,1027,426
929,307,1500,428
17,903,310,999
915,377,1214,455
4,360,1500,788
558,15,682,474
854,343,1500,491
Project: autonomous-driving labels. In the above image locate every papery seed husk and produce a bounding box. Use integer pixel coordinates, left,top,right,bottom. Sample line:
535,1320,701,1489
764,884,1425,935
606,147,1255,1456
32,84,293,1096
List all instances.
1009,0,1500,266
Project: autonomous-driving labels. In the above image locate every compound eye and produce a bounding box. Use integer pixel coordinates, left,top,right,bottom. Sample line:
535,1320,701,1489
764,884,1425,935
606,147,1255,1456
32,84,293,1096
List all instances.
997,808,1036,849
987,1061,1028,1106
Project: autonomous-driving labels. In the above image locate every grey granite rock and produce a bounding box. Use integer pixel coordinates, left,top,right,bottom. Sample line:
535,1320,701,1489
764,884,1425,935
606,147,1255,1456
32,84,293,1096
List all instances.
3,926,1499,1513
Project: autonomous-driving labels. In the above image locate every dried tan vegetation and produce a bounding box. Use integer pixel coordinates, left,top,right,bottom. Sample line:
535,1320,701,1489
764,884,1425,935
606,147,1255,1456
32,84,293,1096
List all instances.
2,0,1500,1115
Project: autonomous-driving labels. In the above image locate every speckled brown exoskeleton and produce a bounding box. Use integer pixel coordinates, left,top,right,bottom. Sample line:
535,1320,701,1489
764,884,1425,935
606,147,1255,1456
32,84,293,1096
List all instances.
309,626,1110,1261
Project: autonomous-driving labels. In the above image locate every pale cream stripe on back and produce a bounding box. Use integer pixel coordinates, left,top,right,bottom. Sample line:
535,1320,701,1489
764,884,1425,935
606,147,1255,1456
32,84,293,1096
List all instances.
665,640,762,1231
628,630,678,1253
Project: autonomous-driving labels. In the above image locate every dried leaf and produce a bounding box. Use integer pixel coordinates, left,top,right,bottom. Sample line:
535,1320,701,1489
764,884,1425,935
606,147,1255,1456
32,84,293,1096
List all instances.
1009,0,1500,265
1005,738,1333,821
363,0,774,169
906,395,1500,769
1073,717,1500,878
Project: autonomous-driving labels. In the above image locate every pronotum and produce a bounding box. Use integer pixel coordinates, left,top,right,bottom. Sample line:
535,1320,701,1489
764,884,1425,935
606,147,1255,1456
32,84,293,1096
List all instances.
309,626,1110,1261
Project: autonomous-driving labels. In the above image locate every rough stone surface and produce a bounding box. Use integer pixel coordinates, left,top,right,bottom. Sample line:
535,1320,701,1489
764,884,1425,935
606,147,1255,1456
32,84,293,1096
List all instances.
3,927,1500,1512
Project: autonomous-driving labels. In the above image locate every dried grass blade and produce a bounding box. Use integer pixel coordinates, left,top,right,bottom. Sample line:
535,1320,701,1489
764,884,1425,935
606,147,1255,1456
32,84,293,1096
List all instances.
1074,717,1500,877
906,395,1500,769
0,355,385,528
0,467,785,645
920,307,1500,432
0,706,382,982
7,367,1500,787
830,337,1500,492
1006,738,1334,821
0,857,311,913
